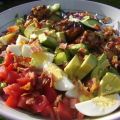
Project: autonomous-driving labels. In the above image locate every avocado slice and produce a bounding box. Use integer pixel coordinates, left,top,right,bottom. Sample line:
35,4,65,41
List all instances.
47,30,58,39
38,33,58,49
99,72,120,95
0,33,16,45
68,43,88,56
91,53,110,82
64,55,83,79
24,23,38,38
80,16,101,30
56,32,66,42
54,51,69,65
41,46,53,52
30,28,50,39
76,54,97,80
48,3,61,13
33,28,49,35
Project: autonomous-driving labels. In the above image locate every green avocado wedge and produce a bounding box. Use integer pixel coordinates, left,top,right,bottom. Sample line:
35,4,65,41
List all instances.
68,43,88,56
99,72,120,95
38,33,58,49
54,51,70,65
80,16,101,30
91,53,110,82
64,55,83,79
24,23,38,38
76,54,97,80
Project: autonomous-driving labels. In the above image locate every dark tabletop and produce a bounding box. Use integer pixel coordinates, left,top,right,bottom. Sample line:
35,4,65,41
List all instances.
0,0,120,12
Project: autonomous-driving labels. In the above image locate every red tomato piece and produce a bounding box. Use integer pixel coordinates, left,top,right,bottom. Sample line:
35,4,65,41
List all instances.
6,71,19,84
7,64,14,71
6,95,19,108
17,77,31,86
18,94,32,111
3,83,22,96
4,53,14,66
77,112,84,120
43,86,57,104
32,95,49,113
0,66,8,80
41,106,56,120
55,102,72,120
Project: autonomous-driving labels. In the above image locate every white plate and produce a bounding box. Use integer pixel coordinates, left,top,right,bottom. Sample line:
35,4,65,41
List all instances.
0,0,120,120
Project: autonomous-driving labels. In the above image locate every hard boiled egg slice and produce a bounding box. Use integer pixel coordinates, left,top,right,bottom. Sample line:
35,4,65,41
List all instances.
7,44,22,56
16,35,29,45
22,44,32,57
55,76,74,91
65,87,79,98
30,52,54,68
75,94,120,117
44,63,74,91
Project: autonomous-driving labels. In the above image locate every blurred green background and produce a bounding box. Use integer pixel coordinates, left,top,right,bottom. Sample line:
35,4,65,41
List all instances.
0,0,119,120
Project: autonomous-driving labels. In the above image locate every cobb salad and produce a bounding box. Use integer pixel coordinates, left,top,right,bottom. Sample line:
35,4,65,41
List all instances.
0,3,120,120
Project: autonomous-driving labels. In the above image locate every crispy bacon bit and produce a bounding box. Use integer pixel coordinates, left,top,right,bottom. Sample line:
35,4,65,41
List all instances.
105,37,120,71
54,95,62,106
7,25,19,33
85,78,99,94
20,82,31,91
27,5,50,21
29,40,42,53
102,17,111,24
14,56,31,67
40,72,54,88
93,24,101,30
75,30,103,52
59,43,67,50
103,26,116,40
54,19,84,42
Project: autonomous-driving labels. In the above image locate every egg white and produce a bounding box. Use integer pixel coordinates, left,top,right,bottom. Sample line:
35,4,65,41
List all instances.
75,94,120,117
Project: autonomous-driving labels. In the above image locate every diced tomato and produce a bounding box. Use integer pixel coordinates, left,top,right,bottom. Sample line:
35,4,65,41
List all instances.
6,95,19,108
18,94,32,111
41,106,56,120
18,95,27,108
55,102,72,120
0,66,8,80
4,53,14,66
3,83,23,96
70,108,78,119
70,98,79,108
43,86,57,104
17,77,31,86
32,95,49,113
7,64,14,71
6,71,19,84
62,97,70,107
17,72,35,86
77,112,84,120
62,97,81,119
